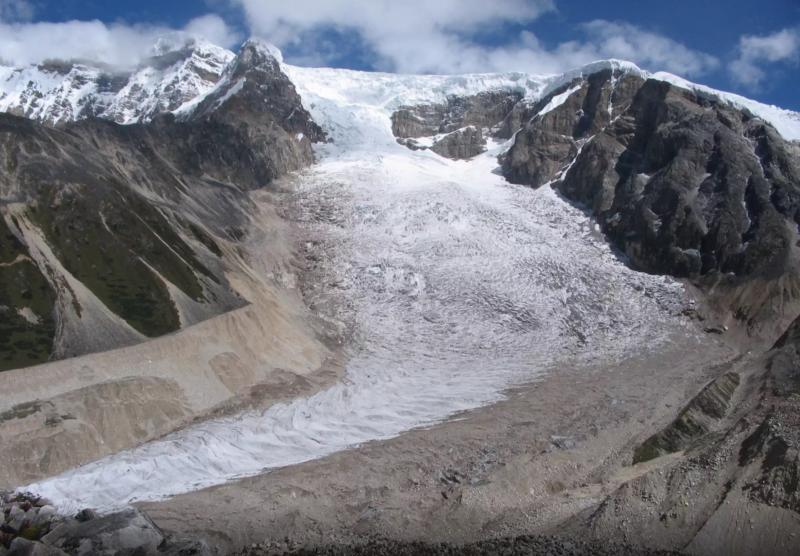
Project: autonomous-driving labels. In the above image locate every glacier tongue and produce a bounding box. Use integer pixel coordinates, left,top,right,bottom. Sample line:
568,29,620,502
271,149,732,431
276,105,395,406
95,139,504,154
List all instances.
24,67,696,513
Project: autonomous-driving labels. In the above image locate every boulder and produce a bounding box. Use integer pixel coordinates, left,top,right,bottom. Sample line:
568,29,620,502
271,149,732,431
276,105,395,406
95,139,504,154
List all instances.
430,126,487,160
42,508,164,555
6,538,66,556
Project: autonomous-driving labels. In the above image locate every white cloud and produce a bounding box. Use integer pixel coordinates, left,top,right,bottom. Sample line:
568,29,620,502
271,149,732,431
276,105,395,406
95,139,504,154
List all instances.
231,0,556,73
230,1,718,77
0,0,34,22
730,27,800,87
183,14,242,48
0,1,720,80
580,21,719,76
0,14,240,68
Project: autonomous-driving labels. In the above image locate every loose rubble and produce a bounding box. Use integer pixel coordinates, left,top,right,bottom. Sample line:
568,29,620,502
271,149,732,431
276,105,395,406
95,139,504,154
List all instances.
0,493,208,555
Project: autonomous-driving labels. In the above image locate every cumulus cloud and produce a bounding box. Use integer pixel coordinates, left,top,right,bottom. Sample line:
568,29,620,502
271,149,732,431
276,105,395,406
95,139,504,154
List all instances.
182,14,242,48
0,14,240,68
580,21,719,76
230,0,718,77
730,27,800,88
0,1,720,80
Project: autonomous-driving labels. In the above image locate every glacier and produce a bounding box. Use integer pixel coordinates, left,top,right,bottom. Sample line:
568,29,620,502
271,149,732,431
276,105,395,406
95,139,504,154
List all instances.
22,59,700,512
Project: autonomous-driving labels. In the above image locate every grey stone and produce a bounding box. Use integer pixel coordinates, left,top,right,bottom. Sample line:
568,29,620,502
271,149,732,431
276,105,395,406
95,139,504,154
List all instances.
32,507,56,529
430,126,487,160
391,90,522,141
7,507,26,532
7,538,67,556
42,508,163,556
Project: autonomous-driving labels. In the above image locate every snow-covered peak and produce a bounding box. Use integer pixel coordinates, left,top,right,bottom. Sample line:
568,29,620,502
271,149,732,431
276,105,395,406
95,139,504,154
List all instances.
0,37,234,125
1,36,798,143
239,38,284,64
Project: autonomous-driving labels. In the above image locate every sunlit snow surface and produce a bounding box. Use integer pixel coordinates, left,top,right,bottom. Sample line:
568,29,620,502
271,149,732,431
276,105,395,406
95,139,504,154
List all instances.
25,64,697,513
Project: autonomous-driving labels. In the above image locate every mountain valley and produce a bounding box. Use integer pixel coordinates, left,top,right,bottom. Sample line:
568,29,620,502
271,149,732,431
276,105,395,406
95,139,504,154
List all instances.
0,36,799,556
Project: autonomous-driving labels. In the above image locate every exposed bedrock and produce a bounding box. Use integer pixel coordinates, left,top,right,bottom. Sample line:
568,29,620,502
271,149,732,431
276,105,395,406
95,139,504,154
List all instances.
391,90,522,139
430,126,487,159
391,90,521,159
502,69,800,339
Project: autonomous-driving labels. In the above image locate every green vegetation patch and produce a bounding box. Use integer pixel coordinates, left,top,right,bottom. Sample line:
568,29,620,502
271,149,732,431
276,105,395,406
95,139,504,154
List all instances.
0,217,57,371
29,194,177,337
29,183,220,337
0,214,26,263
187,221,223,257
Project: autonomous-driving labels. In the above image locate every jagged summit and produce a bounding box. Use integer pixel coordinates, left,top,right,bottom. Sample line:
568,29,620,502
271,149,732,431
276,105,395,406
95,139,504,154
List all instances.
0,36,235,125
238,37,285,64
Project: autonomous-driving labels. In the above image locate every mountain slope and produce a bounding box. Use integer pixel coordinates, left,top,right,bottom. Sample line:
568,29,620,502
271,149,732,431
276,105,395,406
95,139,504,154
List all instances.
0,39,320,371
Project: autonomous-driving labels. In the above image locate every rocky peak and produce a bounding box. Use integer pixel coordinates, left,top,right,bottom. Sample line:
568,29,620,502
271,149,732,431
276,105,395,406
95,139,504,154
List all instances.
188,39,325,143
503,67,800,339
237,38,285,67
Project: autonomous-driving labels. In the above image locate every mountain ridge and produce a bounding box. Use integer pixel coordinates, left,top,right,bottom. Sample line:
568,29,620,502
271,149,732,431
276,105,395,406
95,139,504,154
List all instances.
2,37,799,141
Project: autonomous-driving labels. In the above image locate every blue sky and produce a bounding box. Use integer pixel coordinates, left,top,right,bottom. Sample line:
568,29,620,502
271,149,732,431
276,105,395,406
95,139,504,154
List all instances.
1,0,798,110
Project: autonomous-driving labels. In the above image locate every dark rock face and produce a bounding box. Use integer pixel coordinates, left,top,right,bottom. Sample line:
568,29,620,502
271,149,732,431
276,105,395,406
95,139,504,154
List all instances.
0,41,324,370
503,69,800,336
391,91,521,160
501,71,640,187
189,40,326,183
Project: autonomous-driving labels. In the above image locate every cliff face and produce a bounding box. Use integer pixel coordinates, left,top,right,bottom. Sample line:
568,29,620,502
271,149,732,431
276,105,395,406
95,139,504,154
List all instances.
390,90,522,159
502,69,800,339
0,40,323,371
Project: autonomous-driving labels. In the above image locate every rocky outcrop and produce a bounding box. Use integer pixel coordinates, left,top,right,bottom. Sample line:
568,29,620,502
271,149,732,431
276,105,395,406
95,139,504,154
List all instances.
187,39,326,179
397,126,488,160
391,91,520,159
392,91,522,139
0,493,209,555
633,371,740,463
430,127,486,159
503,69,800,338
